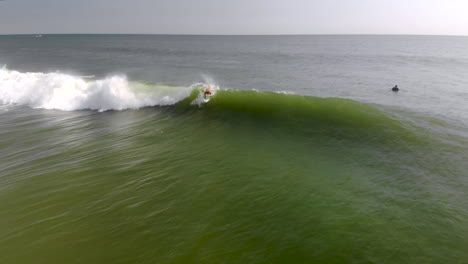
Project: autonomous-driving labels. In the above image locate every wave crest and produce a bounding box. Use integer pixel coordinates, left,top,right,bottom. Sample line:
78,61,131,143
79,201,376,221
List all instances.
0,68,202,111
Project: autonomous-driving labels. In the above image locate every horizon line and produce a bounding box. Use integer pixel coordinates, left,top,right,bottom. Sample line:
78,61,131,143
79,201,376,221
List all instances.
1,33,468,37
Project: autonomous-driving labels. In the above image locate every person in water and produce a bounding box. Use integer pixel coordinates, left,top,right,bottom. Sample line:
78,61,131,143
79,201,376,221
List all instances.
392,85,399,92
204,87,213,98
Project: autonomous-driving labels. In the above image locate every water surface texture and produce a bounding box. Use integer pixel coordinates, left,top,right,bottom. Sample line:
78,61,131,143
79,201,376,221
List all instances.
1,35,467,264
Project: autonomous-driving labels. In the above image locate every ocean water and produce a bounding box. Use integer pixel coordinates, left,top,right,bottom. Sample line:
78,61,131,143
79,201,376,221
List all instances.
0,35,467,264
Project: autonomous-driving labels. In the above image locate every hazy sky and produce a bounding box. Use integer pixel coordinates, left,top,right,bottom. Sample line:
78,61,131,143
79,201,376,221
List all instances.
0,0,467,35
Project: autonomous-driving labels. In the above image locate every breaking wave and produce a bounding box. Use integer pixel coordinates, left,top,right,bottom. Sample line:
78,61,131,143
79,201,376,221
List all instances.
0,68,216,111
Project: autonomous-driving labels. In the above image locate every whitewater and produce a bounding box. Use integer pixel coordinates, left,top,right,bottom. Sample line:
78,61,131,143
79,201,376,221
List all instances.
0,68,216,111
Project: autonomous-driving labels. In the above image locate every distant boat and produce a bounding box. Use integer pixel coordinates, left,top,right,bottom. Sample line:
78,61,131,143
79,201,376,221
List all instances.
34,35,43,38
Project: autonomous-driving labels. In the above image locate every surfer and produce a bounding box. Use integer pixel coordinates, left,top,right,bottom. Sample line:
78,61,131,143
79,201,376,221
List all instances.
204,87,213,99
392,85,399,92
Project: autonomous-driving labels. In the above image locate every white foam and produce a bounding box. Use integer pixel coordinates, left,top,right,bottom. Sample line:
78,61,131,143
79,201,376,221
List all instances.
0,68,194,111
275,90,296,95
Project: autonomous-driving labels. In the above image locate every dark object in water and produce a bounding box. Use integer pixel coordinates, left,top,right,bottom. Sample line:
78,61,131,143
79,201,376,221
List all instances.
392,85,399,92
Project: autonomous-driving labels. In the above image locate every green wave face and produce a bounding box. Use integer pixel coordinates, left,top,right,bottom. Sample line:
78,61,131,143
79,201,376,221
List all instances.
181,90,419,146
204,90,389,127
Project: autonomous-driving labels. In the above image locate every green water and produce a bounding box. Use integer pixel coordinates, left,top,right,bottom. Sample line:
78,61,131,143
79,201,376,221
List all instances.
1,91,467,263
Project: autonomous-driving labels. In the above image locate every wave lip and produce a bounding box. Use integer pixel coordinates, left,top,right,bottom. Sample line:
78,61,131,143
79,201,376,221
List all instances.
0,68,195,111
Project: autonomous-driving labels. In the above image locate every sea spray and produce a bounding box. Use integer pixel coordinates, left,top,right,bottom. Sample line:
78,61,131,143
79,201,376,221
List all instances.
0,68,194,111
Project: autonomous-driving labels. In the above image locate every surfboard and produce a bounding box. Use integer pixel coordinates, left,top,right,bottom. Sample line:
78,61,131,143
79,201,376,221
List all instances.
203,95,211,103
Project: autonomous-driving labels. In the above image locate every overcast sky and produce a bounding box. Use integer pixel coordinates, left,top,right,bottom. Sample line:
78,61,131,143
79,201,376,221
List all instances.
0,0,467,35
